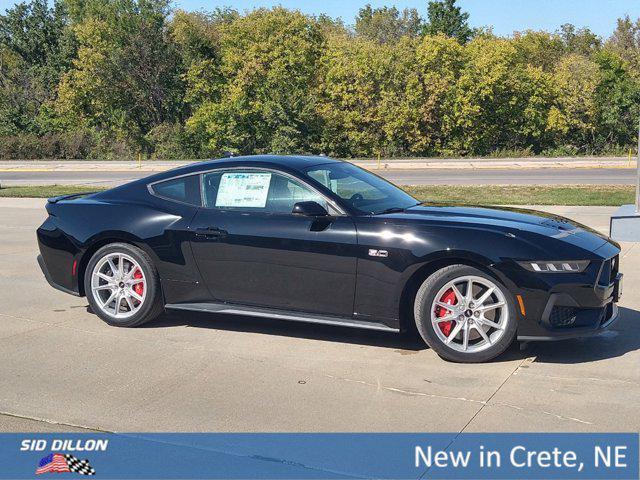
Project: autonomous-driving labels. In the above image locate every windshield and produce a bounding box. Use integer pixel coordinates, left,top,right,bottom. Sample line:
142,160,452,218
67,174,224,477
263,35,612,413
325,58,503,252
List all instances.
304,162,418,215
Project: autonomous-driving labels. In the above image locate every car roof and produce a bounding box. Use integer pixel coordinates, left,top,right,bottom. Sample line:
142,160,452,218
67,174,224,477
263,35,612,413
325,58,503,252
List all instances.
199,155,343,170
157,154,342,179
90,155,345,203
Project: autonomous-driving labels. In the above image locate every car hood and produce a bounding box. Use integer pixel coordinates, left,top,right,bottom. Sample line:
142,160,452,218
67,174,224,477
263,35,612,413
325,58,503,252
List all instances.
384,204,615,253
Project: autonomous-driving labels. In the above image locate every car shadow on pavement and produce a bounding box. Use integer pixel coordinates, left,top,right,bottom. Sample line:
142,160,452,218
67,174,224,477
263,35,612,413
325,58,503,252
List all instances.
524,307,640,364
131,306,640,363
137,309,525,361
141,309,428,351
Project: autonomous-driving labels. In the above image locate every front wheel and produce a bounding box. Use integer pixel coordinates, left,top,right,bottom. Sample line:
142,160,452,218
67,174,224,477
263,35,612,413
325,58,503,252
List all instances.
84,243,164,327
414,265,517,363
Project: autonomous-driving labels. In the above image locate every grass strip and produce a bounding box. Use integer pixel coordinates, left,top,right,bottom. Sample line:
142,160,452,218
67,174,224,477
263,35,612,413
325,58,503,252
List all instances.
0,185,107,198
403,185,633,206
0,184,633,206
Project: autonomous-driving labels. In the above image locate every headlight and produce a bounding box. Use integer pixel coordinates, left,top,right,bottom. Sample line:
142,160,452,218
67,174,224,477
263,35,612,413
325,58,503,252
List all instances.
517,260,590,273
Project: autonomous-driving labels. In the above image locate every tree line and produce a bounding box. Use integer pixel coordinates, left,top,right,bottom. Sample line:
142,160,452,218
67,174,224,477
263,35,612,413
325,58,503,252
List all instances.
0,0,639,159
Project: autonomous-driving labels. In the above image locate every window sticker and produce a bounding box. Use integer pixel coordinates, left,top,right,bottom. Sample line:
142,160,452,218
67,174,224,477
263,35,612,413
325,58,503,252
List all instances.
215,172,272,208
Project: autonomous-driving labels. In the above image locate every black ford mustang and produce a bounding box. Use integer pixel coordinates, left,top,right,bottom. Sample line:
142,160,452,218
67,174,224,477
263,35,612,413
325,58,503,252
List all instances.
37,155,623,362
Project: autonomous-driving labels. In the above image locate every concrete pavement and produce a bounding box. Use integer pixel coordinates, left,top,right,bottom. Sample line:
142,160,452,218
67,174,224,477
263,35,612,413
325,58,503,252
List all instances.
0,199,638,433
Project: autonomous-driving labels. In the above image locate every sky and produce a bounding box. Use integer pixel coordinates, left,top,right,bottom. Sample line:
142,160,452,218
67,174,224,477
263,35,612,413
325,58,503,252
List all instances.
0,0,637,38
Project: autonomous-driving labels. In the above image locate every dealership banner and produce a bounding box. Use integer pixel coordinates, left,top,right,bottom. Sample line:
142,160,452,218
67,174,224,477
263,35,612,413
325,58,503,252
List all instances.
1,433,637,479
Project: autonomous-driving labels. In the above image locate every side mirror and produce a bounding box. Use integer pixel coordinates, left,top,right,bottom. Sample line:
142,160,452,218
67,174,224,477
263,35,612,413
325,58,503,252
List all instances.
292,201,329,217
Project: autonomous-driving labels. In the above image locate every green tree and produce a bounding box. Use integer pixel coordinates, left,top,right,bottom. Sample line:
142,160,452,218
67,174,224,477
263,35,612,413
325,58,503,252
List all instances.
186,8,324,155
318,36,417,157
557,24,601,56
170,8,237,67
548,54,600,152
2,4,640,160
315,14,348,37
593,50,640,149
607,15,640,73
0,0,75,133
447,37,557,154
0,0,75,79
354,4,422,43
170,9,236,124
512,30,565,72
53,0,183,153
0,47,22,135
423,0,475,44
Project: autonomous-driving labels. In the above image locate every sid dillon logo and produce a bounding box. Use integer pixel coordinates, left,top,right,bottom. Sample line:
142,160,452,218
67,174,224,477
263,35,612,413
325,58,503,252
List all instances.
21,439,106,476
36,453,96,476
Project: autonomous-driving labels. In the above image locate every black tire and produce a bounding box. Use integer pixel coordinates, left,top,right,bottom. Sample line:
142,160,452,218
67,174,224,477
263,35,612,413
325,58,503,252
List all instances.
414,264,517,363
84,243,164,327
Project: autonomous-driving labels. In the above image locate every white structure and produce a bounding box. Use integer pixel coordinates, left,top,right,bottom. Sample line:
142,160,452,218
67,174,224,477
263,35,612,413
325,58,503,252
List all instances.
610,119,640,241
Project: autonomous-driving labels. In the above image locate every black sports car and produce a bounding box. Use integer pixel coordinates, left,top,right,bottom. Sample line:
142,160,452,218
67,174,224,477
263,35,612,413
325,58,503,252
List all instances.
37,155,623,362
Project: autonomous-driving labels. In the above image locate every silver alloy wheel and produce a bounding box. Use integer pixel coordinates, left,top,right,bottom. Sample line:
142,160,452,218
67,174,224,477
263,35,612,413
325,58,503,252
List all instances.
90,252,146,319
430,275,509,353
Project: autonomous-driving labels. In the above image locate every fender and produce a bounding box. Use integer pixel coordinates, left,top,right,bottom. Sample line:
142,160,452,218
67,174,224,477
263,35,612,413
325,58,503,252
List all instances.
42,197,203,298
353,218,532,326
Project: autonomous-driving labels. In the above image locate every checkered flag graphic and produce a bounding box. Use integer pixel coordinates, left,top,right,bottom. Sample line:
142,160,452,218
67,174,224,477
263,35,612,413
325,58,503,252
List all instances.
64,454,96,476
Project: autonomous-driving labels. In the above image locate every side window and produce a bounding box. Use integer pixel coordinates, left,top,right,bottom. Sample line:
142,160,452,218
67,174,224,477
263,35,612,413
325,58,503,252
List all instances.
265,174,328,214
151,175,201,206
201,170,328,214
307,168,385,201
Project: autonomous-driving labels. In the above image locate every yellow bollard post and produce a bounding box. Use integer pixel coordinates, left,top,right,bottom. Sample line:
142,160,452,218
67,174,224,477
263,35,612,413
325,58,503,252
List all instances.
629,148,632,168
138,153,142,169
377,152,381,170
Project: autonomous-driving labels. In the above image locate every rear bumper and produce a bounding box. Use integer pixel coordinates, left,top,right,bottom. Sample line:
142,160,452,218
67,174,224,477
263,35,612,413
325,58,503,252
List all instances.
37,254,79,297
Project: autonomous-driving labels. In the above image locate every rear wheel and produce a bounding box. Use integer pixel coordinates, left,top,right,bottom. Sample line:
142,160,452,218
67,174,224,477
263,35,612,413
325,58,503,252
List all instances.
84,243,163,327
414,265,517,362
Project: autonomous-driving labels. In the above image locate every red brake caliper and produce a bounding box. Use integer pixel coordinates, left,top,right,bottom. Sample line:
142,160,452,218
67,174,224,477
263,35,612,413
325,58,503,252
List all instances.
133,269,144,298
435,288,457,336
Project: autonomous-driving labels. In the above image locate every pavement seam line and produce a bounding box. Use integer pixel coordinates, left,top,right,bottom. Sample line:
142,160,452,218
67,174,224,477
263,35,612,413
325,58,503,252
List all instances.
488,401,593,425
622,243,638,258
0,311,76,327
418,355,535,479
321,373,487,405
116,434,366,479
514,370,640,387
0,411,109,432
458,355,534,434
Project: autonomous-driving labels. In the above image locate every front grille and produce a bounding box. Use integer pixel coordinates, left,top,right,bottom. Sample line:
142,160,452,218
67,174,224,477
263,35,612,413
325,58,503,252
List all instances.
548,306,608,329
549,306,578,327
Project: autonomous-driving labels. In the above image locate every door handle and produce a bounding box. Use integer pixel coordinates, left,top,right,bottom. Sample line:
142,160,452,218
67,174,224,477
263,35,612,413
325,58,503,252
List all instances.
194,227,228,239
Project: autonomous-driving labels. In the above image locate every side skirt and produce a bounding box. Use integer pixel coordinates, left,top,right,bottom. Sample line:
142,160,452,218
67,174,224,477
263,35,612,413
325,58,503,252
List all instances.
165,302,399,333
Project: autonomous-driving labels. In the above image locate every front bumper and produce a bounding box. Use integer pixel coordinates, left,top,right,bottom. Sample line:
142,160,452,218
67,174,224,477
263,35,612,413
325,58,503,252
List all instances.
518,302,620,341
514,256,623,341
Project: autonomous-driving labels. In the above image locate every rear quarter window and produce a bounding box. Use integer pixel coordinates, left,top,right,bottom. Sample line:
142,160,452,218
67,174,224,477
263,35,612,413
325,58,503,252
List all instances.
150,175,201,206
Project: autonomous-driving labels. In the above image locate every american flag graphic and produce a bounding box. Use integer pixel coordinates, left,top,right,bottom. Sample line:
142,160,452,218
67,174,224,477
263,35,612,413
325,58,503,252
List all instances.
36,453,96,475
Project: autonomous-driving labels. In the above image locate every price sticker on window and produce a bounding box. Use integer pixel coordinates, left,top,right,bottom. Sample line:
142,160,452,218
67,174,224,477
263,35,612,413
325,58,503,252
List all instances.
215,172,272,208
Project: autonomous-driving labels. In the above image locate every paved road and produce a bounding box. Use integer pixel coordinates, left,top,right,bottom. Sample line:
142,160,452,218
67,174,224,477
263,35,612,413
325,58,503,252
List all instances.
0,199,638,432
0,167,636,186
382,168,635,185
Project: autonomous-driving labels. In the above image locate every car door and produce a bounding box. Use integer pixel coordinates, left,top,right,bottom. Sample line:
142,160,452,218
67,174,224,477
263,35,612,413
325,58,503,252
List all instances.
189,168,358,317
